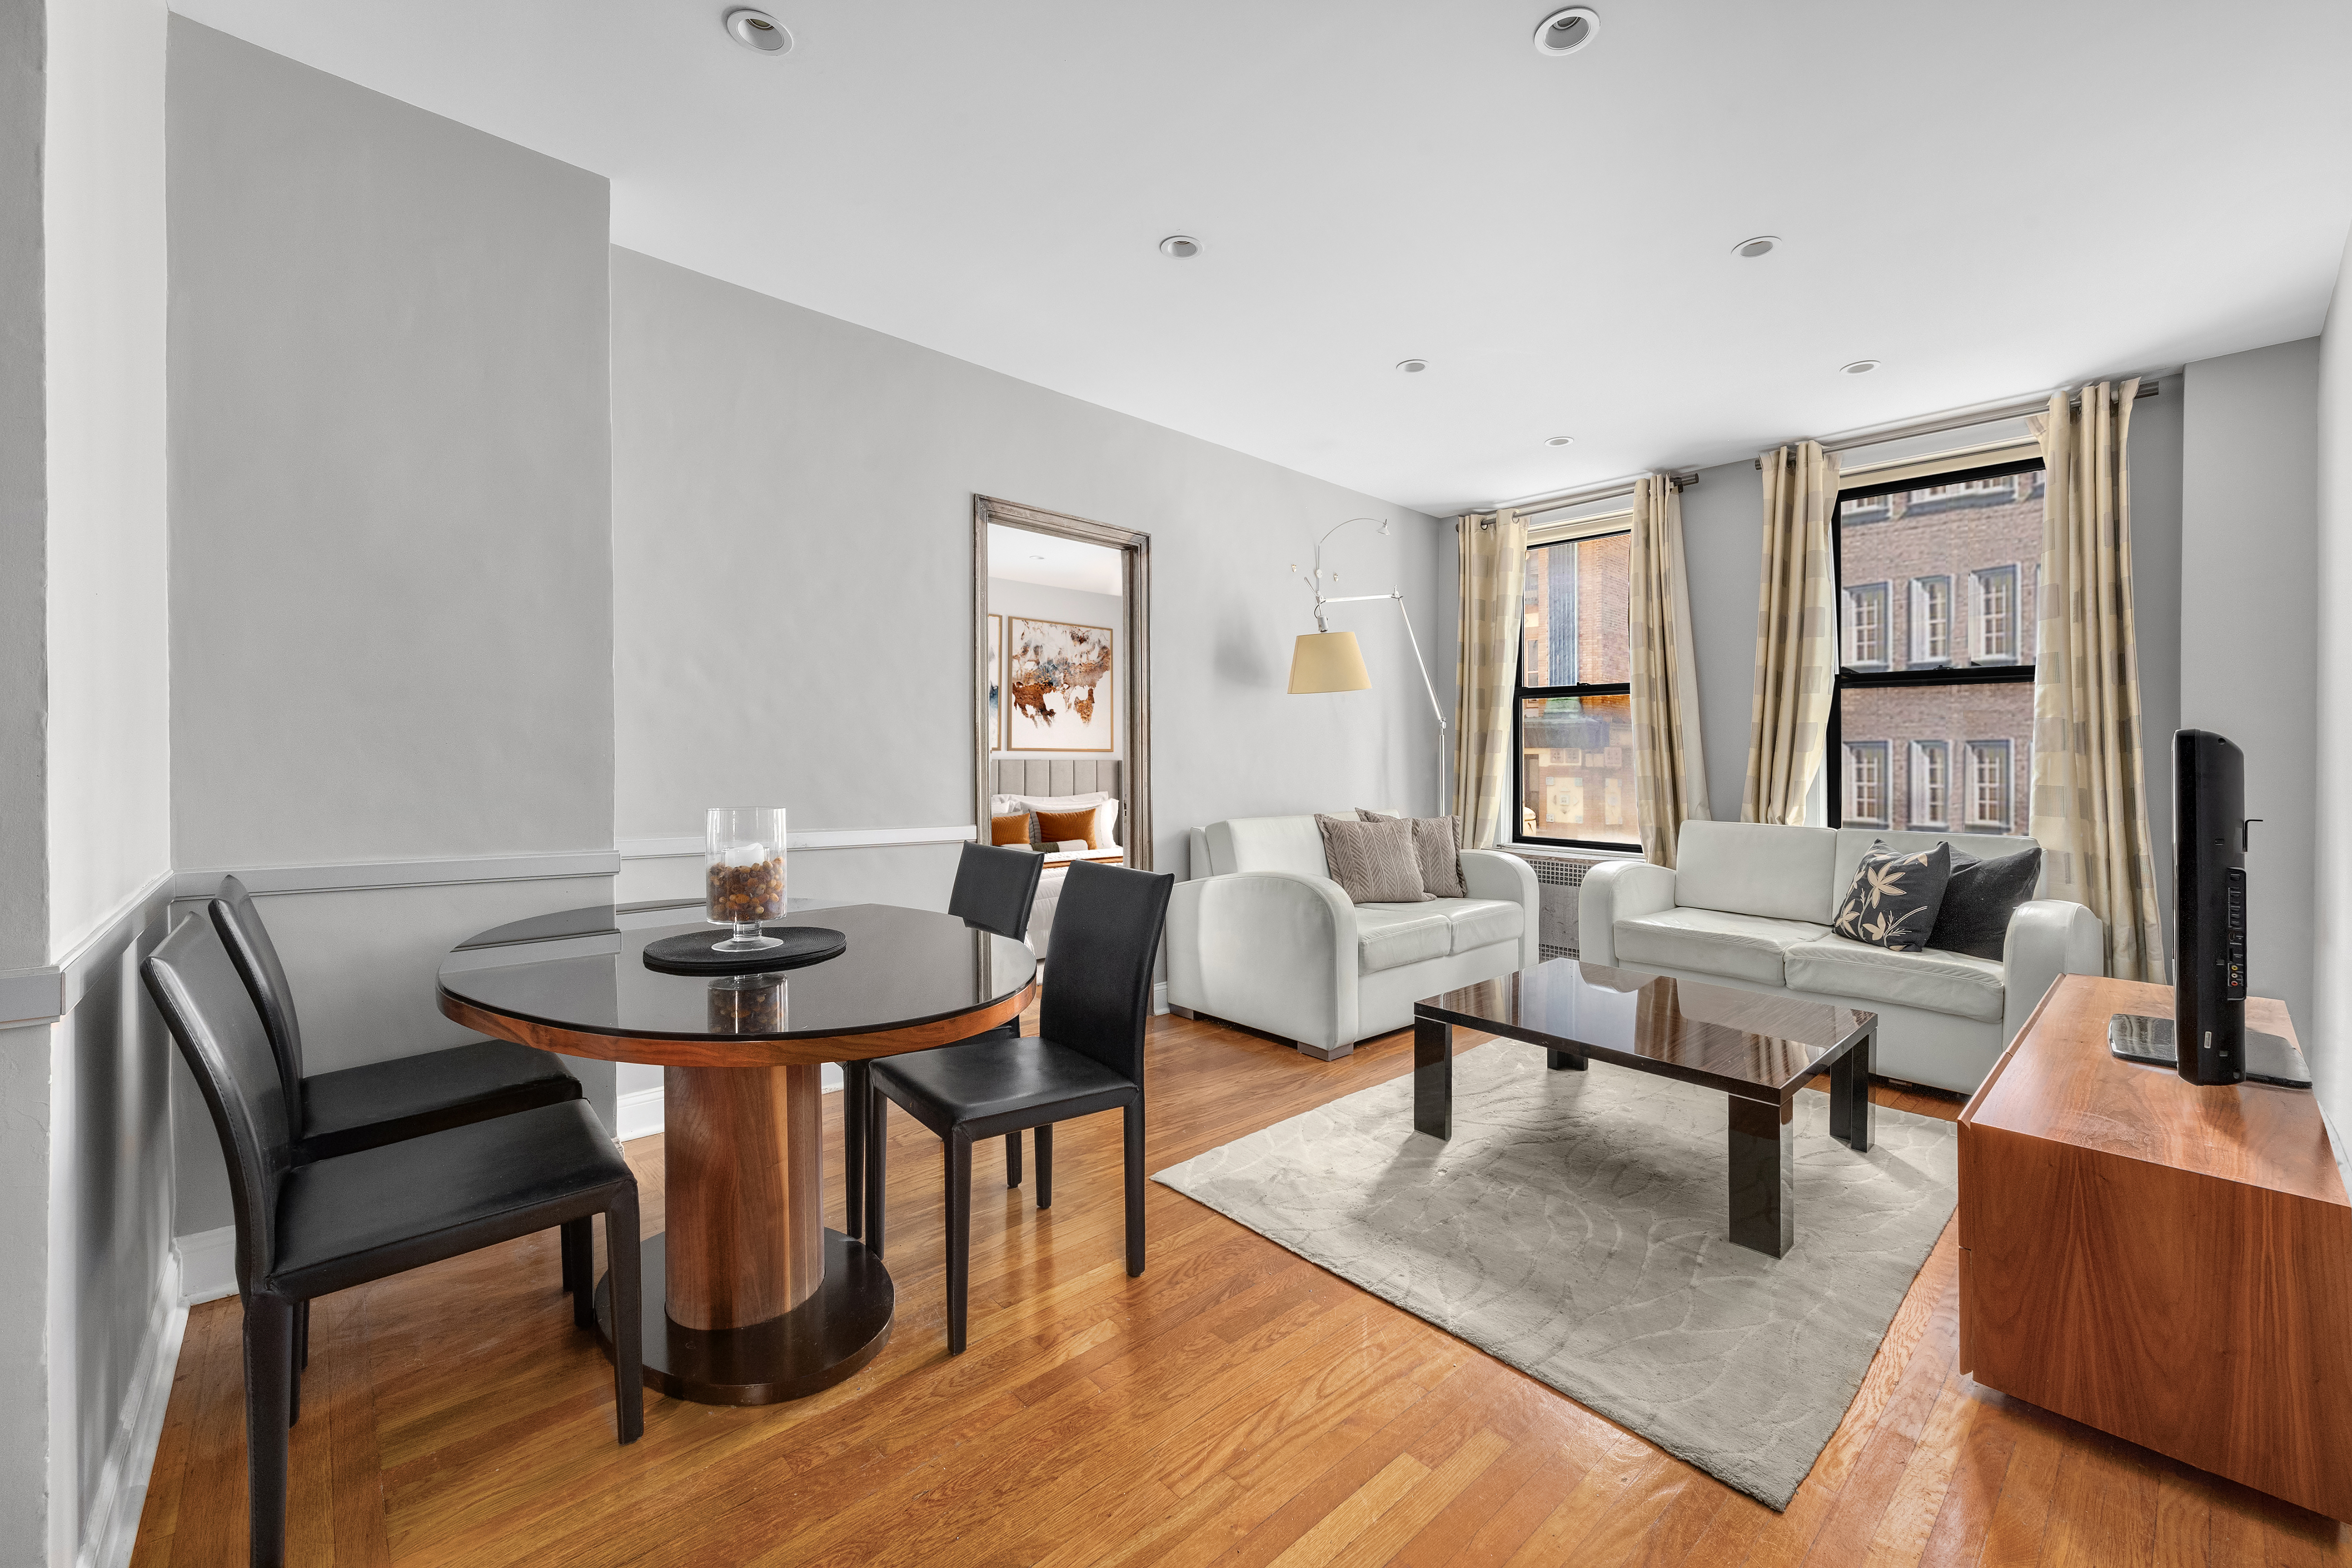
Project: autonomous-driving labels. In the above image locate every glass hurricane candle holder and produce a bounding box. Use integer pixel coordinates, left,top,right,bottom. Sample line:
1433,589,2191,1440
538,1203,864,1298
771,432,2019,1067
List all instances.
706,806,787,952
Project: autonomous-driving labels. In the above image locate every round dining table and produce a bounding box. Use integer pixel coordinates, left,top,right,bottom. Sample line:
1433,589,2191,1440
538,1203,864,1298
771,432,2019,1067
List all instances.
436,900,1037,1405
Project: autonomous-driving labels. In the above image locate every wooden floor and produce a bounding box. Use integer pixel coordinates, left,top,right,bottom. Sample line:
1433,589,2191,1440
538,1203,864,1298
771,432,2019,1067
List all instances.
132,1010,2351,1568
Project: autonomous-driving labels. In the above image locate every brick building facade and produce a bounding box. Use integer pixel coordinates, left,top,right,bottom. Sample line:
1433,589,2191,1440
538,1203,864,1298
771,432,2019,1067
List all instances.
1519,531,1638,847
1835,471,2044,836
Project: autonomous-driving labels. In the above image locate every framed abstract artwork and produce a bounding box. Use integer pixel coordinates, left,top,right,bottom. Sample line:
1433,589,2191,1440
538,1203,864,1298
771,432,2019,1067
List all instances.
1005,617,1113,753
987,614,1003,752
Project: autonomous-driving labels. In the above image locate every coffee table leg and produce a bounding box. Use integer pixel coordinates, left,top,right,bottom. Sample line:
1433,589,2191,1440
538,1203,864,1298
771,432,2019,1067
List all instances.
1828,1029,1874,1154
1727,1097,1796,1257
1546,1048,1586,1072
1413,1015,1452,1140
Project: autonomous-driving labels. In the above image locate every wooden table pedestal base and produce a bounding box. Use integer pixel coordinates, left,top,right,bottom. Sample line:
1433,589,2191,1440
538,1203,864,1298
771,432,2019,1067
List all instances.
594,1232,893,1406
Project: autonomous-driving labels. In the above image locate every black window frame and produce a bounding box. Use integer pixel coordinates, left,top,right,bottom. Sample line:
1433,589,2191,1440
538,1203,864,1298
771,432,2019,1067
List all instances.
1512,528,1637,852
1827,456,2042,831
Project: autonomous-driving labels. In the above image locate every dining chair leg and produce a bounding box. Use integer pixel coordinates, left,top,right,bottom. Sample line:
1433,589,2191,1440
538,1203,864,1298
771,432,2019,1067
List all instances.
842,1059,869,1239
946,1131,973,1355
1123,1103,1146,1278
297,1299,310,1369
563,1218,595,1328
605,1192,644,1444
863,1081,888,1260
1034,1122,1053,1210
1004,1130,1022,1188
244,1293,295,1568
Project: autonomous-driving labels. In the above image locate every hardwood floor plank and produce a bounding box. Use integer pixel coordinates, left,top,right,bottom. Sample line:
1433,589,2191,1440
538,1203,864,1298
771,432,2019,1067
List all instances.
126,1010,2347,1568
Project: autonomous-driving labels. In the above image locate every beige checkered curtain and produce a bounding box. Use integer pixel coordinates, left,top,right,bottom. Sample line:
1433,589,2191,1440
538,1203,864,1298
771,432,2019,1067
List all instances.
2030,379,2166,980
1629,476,1711,865
1742,442,1839,824
1453,509,1527,848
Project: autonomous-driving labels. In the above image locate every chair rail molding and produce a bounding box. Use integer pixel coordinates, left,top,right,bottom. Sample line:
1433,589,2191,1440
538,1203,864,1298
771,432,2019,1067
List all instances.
170,849,621,901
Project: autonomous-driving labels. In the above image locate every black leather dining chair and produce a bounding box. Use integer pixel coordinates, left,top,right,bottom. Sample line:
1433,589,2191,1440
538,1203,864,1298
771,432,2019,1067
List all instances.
143,913,642,1568
864,858,1171,1353
841,843,1044,1241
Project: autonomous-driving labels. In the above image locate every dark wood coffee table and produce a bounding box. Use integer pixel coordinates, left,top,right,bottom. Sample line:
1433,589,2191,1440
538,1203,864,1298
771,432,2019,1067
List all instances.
1414,960,1878,1257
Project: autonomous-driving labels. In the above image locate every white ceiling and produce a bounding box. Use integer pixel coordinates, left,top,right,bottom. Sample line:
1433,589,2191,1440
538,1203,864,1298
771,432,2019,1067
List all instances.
173,0,2352,516
987,523,1123,597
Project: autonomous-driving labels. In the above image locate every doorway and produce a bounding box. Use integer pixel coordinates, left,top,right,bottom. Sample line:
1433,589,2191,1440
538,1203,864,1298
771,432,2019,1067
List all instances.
971,495,1152,872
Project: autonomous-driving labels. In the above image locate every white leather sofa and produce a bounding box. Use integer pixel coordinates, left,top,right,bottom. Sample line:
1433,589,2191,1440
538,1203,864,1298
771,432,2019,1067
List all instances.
1580,820,2103,1093
1167,815,1541,1060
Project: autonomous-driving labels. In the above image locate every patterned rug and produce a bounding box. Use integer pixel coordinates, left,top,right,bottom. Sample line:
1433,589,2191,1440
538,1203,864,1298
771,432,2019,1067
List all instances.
1152,1041,1959,1509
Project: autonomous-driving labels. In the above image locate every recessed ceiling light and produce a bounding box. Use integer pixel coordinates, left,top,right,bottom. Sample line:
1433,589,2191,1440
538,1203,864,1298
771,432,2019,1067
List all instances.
1396,358,1429,374
1029,554,1046,561
1159,235,1200,259
1544,436,1575,447
723,8,792,54
1533,7,1600,55
1841,359,1880,375
1732,235,1779,259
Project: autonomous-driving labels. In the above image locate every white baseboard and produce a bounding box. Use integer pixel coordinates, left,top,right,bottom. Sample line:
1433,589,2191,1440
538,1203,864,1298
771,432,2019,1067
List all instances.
616,1086,666,1141
616,1063,845,1143
173,1226,238,1306
82,1267,187,1568
1152,981,1168,1016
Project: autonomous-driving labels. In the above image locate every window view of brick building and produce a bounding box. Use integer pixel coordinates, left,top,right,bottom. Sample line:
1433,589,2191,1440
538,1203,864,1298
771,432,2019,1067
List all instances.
1834,468,2043,835
1518,530,1637,849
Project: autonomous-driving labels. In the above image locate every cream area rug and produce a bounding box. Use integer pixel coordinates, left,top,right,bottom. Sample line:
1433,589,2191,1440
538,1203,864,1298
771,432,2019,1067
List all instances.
1152,1041,1958,1509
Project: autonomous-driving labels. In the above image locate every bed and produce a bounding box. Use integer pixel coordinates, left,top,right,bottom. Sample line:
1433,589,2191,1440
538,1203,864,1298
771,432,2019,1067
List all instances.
989,758,1124,958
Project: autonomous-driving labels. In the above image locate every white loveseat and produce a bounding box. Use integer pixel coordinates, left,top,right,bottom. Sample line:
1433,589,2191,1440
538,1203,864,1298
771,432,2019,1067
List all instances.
1167,815,1541,1059
1580,820,2103,1093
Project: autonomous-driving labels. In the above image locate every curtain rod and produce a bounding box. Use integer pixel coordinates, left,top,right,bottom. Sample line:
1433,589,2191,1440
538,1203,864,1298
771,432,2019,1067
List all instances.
1755,377,2166,468
1481,470,1699,518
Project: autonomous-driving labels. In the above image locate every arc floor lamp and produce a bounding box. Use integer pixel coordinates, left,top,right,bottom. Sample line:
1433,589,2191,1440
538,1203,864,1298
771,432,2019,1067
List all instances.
1287,516,1449,811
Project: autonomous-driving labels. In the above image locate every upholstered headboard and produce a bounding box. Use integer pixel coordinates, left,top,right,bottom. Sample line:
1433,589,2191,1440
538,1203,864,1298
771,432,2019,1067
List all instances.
991,758,1122,803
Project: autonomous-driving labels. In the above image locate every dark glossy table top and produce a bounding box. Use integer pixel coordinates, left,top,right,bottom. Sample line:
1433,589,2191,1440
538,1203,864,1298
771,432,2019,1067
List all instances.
1417,960,1875,1101
438,901,1036,1056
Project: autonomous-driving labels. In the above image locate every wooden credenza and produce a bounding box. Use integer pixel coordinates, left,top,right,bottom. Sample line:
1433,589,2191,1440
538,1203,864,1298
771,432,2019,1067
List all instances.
1959,974,2352,1521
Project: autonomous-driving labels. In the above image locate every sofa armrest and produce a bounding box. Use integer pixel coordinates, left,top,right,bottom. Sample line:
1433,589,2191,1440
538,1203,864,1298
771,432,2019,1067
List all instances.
1166,871,1359,1052
1577,860,1675,968
1459,850,1541,968
2001,899,2105,1043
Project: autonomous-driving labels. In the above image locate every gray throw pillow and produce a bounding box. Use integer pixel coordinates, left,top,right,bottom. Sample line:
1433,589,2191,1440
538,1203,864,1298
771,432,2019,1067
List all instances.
1354,808,1467,898
1929,844,2043,961
1831,840,1952,952
1314,813,1430,903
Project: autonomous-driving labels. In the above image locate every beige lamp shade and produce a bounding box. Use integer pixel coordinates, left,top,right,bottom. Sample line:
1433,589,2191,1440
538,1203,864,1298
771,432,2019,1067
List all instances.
1288,631,1372,693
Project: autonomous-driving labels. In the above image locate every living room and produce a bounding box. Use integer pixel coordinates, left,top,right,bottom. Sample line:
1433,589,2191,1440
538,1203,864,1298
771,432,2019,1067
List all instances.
6,2,2349,1565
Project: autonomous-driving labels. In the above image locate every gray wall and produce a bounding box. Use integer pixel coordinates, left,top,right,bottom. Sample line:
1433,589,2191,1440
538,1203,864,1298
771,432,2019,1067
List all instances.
610,247,1446,896
2181,342,2319,1030
2314,236,2352,1173
0,0,45,971
166,21,620,1233
987,576,1126,760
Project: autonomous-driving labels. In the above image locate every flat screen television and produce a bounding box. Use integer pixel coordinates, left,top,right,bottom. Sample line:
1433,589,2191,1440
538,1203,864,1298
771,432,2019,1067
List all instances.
2172,728,2248,1084
2109,729,2309,1087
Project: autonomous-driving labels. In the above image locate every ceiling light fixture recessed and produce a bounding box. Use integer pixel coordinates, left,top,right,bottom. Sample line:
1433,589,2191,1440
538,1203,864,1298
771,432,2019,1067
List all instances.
1732,235,1779,259
1029,554,1046,561
723,8,792,54
1544,436,1575,447
1396,358,1429,374
1533,7,1600,55
1841,359,1880,375
1159,234,1200,259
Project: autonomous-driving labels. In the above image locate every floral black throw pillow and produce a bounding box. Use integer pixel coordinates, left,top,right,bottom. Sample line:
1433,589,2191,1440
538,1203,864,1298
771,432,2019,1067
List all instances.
1831,841,1953,952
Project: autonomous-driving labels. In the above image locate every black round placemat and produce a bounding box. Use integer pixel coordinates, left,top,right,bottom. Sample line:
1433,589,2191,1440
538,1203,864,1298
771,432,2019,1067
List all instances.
642,926,848,976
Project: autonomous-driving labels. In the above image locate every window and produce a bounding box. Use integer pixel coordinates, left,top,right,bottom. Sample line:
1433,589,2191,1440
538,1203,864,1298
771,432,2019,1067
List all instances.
1909,576,1951,665
1831,458,2040,835
1910,740,1949,829
1515,530,1637,851
1842,582,1890,669
1846,741,1890,827
1972,565,2020,662
1967,740,2013,828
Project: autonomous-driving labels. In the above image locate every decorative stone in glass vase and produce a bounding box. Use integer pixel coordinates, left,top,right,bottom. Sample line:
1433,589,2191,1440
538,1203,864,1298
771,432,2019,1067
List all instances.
706,806,787,952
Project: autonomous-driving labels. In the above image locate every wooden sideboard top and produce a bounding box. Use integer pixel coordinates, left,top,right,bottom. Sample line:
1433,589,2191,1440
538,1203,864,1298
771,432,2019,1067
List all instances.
1963,974,2347,1208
